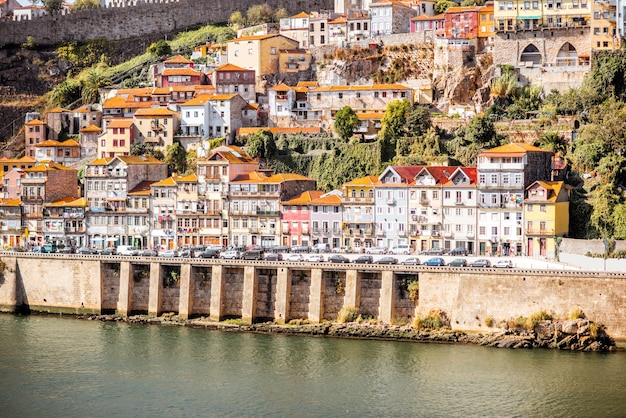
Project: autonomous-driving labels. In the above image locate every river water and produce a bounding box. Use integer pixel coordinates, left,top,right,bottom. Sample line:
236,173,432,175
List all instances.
0,314,624,417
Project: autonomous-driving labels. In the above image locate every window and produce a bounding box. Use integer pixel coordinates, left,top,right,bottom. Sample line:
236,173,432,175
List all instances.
540,204,546,212
270,47,276,55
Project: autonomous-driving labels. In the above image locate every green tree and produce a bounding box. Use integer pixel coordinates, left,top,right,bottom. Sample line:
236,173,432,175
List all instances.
611,204,626,239
274,8,288,21
81,68,111,105
216,27,236,43
379,99,411,162
535,131,567,155
334,106,359,142
405,104,432,137
42,0,63,13
147,39,172,57
245,130,275,158
165,141,187,175
465,114,500,148
71,0,98,10
434,0,457,14
588,49,626,102
247,4,273,25
229,10,245,27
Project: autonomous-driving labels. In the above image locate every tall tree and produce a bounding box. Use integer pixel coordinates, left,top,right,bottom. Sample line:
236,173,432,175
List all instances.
42,0,63,13
165,141,187,176
378,99,411,162
334,106,359,142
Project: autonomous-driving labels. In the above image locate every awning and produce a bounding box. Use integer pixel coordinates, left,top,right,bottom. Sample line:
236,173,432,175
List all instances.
518,16,541,19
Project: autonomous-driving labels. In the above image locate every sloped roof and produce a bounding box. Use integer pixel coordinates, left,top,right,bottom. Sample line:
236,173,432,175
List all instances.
0,198,21,207
45,197,87,207
227,34,279,42
117,155,164,165
152,177,177,187
311,84,410,92
134,107,178,117
343,175,379,187
164,55,193,64
263,173,313,183
231,171,269,183
37,139,79,147
181,94,211,106
106,118,134,129
269,83,292,91
310,193,342,205
479,143,552,157
282,190,324,205
25,119,45,126
291,12,309,18
80,124,102,133
238,127,321,135
162,67,203,76
128,180,156,195
215,63,249,72
102,96,128,109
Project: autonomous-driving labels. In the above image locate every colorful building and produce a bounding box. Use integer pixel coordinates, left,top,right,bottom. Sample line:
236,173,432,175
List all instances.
524,180,569,258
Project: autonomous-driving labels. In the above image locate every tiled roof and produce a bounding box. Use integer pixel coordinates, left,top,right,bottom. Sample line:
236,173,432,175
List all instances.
291,12,309,18
45,197,87,207
411,14,444,20
134,107,178,117
263,173,313,183
207,145,255,164
47,107,68,113
25,161,74,172
164,55,193,64
88,157,114,166
181,94,212,106
231,171,269,183
209,93,240,101
282,190,324,205
479,143,552,156
0,198,21,207
25,119,45,125
343,175,378,186
117,155,164,165
356,111,385,119
37,139,79,147
80,124,102,133
128,180,156,195
162,67,203,76
445,6,481,13
329,16,347,24
152,177,177,187
227,34,278,42
297,81,318,88
106,118,134,129
175,173,198,182
310,193,342,205
102,96,128,108
269,83,292,91
215,63,248,72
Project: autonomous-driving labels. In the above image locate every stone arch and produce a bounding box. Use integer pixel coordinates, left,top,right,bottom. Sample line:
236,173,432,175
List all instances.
520,43,541,65
556,42,578,66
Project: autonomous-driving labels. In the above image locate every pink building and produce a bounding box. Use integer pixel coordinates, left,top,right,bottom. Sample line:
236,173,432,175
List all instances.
280,190,323,246
24,118,47,158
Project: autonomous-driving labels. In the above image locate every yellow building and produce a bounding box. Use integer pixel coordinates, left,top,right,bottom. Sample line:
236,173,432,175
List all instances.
132,107,180,151
478,3,495,38
591,0,617,51
524,180,569,258
341,175,377,250
226,34,300,92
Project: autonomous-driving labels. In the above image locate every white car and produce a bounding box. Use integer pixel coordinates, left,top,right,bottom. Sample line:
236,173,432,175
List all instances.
286,253,304,262
220,250,241,260
494,259,513,268
307,254,324,262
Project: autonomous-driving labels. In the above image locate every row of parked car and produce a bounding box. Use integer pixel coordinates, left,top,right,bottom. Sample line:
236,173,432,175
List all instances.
416,257,514,268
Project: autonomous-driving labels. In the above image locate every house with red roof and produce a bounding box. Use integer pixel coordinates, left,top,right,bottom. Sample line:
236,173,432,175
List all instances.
411,14,445,36
441,166,478,255
443,6,480,40
208,63,256,103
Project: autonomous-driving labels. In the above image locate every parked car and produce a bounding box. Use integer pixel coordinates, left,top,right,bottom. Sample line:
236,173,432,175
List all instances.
291,245,311,253
241,249,264,260
159,250,179,257
269,245,290,253
401,257,421,265
388,245,410,255
220,250,241,260
365,247,387,254
117,245,139,256
423,257,445,266
58,246,75,254
286,253,304,262
494,259,513,268
470,259,491,268
179,249,194,258
307,254,325,263
99,247,116,255
77,247,98,255
264,252,283,261
448,258,468,267
376,256,398,265
140,249,158,257
312,243,330,253
449,247,468,256
328,254,350,263
421,248,443,256
36,244,57,254
199,249,220,259
354,255,374,264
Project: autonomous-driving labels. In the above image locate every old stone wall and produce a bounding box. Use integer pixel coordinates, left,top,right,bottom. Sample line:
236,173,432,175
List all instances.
0,0,334,46
418,270,626,339
1,255,625,340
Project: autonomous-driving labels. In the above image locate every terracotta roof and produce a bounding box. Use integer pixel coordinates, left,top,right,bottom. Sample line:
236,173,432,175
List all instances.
45,197,86,207
207,145,255,164
445,6,480,13
343,175,378,186
290,12,309,18
164,55,193,64
0,198,21,207
25,119,45,126
134,107,178,117
244,103,259,110
106,118,134,129
311,84,411,92
230,171,269,183
88,157,114,166
37,139,79,147
526,181,565,202
73,105,94,113
80,124,102,133
310,193,342,205
227,34,279,42
479,143,553,157
0,156,36,164
415,166,454,184
378,166,424,184
47,107,69,113
297,81,318,88
181,94,212,106
152,177,177,187
128,180,156,195
263,173,313,183
25,161,74,172
356,111,385,119
175,173,198,182
162,68,203,76
329,16,347,24
282,190,324,205
269,83,292,91
102,96,128,109
215,63,248,72
411,14,444,20
117,155,164,165
209,93,240,101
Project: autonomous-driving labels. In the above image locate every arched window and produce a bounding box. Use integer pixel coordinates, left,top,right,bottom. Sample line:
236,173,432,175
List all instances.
556,43,577,66
520,44,542,64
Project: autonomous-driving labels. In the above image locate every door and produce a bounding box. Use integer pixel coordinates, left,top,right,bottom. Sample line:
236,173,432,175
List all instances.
527,238,533,257
540,238,547,256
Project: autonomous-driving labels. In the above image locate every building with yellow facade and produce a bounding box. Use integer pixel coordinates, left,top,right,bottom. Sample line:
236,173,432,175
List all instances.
524,180,569,258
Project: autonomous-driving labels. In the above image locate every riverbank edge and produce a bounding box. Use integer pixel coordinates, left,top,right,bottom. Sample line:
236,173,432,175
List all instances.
64,312,619,352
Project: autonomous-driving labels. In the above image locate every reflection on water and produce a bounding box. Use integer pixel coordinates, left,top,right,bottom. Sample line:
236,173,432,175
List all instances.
0,315,624,417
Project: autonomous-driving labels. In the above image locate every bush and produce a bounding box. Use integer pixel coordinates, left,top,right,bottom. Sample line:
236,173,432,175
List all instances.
413,310,449,330
484,316,495,327
589,322,604,340
337,306,360,323
407,281,419,306
569,308,586,320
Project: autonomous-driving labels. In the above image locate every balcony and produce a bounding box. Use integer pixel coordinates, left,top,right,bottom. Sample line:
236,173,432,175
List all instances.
398,230,407,237
419,198,429,206
344,196,374,204
249,227,258,234
454,200,464,206
386,198,396,206
376,230,385,236
411,215,427,223
256,210,279,216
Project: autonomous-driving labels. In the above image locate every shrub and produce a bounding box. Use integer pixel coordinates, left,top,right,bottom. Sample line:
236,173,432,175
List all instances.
224,318,244,326
569,308,586,320
413,310,448,330
337,306,360,323
484,316,495,327
589,322,604,340
407,281,419,306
